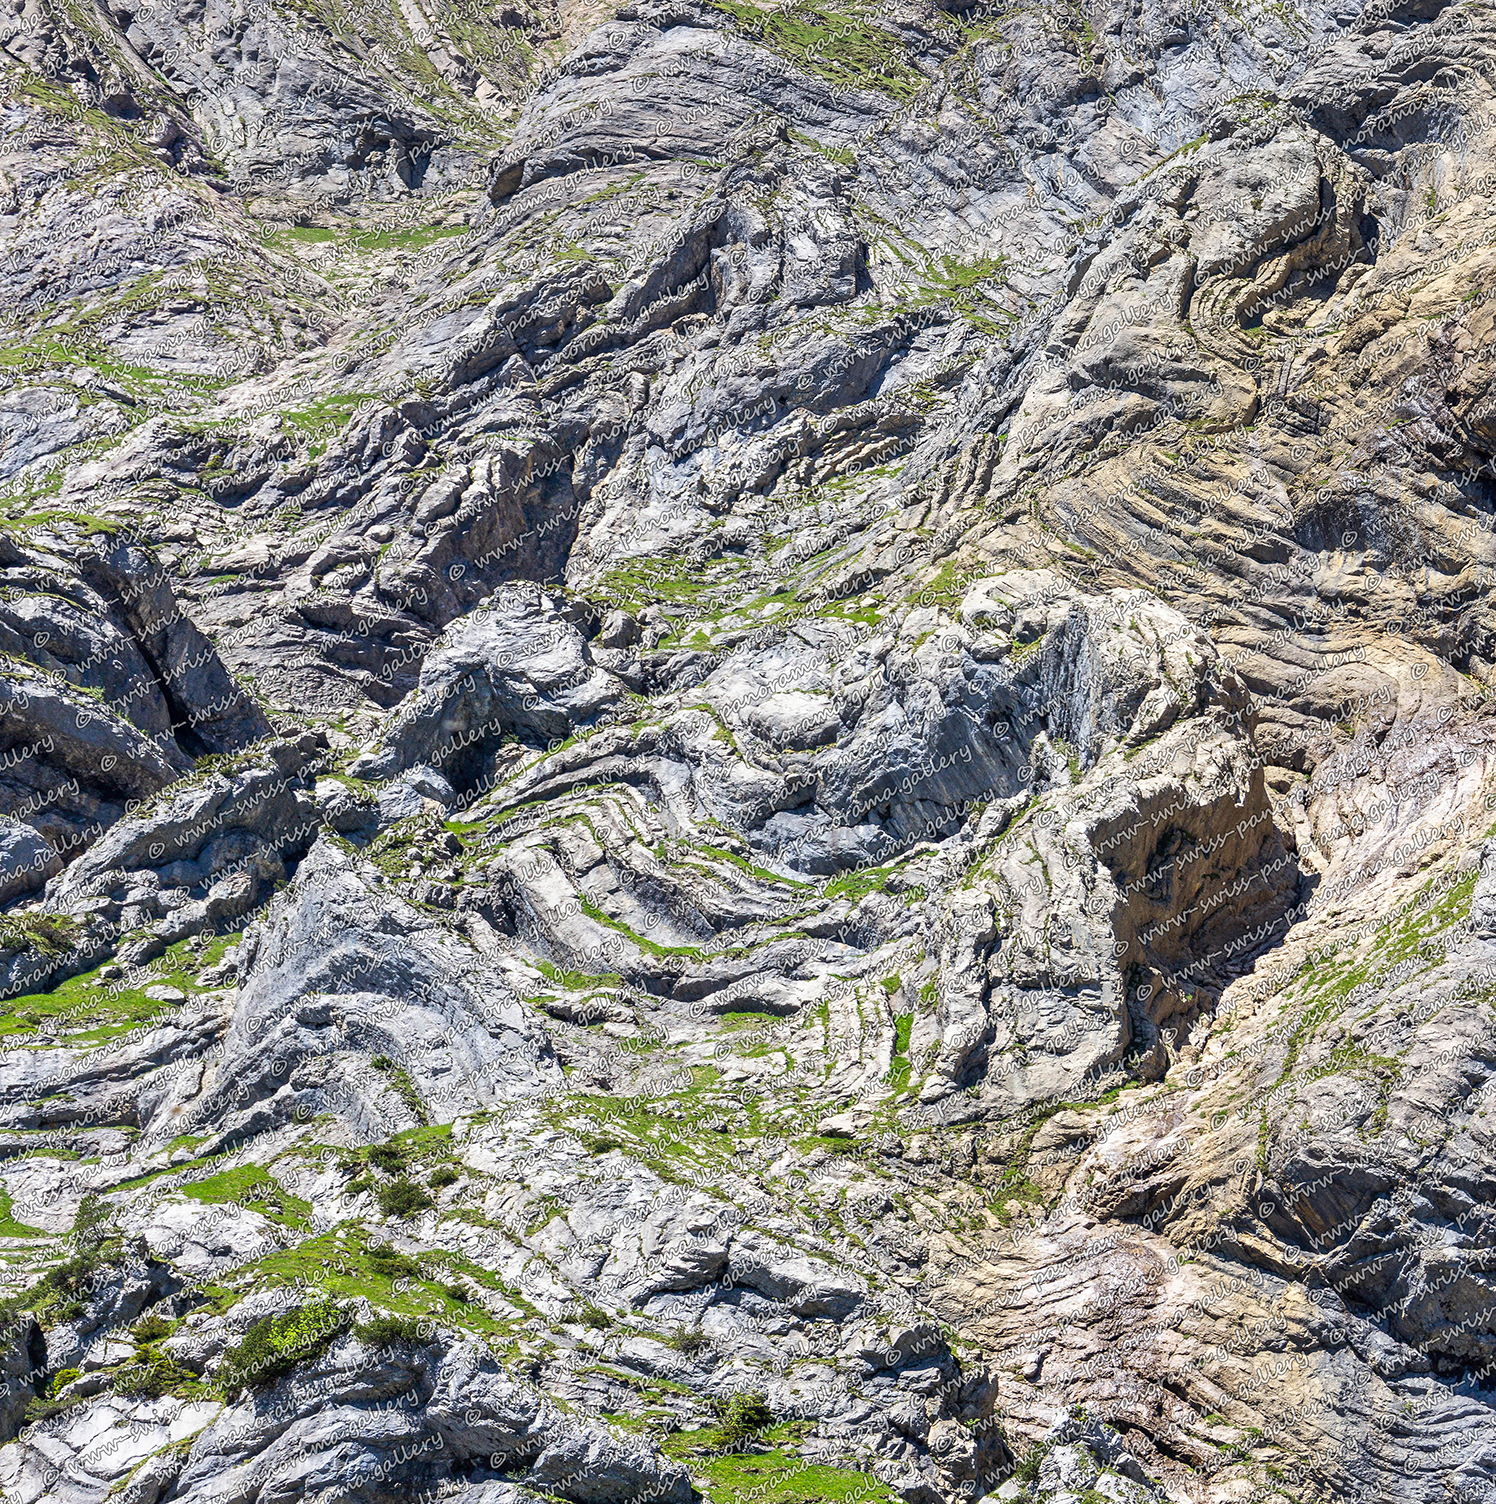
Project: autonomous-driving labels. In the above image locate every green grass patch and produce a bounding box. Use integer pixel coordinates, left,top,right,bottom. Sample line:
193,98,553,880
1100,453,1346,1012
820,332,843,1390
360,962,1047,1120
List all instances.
181,1167,311,1229
0,935,237,1045
663,1420,895,1504
371,1056,427,1124
709,0,924,101
826,867,902,903
886,1012,913,1093
537,960,626,991
229,1227,521,1337
0,1185,44,1238
281,392,377,436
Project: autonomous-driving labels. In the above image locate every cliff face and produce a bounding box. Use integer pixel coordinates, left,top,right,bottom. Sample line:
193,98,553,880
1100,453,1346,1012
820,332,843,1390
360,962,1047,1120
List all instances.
0,0,1493,1501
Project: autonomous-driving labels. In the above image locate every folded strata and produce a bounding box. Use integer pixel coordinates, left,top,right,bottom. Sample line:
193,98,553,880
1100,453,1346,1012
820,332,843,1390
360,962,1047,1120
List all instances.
0,0,1493,1501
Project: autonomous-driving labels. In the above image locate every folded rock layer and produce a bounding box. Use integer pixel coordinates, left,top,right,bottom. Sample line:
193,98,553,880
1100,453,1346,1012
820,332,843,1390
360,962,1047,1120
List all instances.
0,1,1492,1502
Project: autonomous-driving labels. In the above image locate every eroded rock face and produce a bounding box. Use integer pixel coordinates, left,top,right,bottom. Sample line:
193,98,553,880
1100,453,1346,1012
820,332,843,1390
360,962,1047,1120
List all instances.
0,0,1494,1501
208,837,563,1135
349,583,629,787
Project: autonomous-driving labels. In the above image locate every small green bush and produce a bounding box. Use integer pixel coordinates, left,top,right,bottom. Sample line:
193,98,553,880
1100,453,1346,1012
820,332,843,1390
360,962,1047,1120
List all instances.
715,1391,774,1447
368,1142,406,1175
365,1243,422,1281
13,1250,106,1325
429,1166,459,1189
0,914,79,957
71,1194,113,1250
375,1179,432,1219
356,1313,428,1347
1013,1447,1043,1484
668,1326,709,1355
23,1393,75,1425
580,1304,612,1330
131,1311,172,1344
218,1302,349,1394
114,1349,197,1399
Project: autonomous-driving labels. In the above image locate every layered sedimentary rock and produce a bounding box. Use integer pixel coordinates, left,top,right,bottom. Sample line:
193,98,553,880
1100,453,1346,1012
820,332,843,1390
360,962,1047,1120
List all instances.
0,0,1493,1502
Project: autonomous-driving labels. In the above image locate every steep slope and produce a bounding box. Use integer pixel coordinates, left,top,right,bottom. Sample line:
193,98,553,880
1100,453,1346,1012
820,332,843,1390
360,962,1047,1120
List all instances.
0,1,1493,1502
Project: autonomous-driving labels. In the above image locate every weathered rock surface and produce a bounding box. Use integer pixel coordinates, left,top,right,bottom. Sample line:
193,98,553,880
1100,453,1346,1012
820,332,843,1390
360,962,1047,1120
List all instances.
0,0,1494,1502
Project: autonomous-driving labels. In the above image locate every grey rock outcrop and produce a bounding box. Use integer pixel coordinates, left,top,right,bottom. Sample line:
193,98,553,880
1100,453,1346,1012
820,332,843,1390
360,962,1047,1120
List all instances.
0,0,1495,1502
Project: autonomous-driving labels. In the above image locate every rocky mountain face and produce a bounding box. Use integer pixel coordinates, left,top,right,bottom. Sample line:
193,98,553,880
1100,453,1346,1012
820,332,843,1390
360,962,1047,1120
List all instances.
0,0,1492,1500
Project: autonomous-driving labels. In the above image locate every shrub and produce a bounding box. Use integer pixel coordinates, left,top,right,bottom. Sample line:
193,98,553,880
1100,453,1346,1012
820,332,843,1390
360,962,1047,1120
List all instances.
131,1311,172,1344
23,1393,75,1425
429,1166,459,1189
668,1326,709,1356
46,1254,99,1296
218,1302,349,1394
0,914,79,957
355,1313,428,1347
443,1282,470,1303
71,1194,112,1251
114,1349,196,1399
375,1179,432,1219
21,1250,107,1325
368,1142,406,1175
365,1243,423,1281
715,1391,774,1447
580,1304,612,1329
1013,1447,1043,1484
